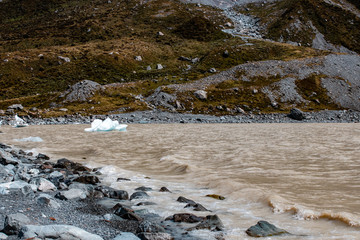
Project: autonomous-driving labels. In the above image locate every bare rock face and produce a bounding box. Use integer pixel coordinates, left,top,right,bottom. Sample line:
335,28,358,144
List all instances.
60,80,102,102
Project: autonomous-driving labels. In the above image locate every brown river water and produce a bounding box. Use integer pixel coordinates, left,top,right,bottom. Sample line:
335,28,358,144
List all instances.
1,123,360,239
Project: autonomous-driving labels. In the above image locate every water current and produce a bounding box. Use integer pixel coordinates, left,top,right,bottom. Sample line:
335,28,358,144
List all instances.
1,123,360,239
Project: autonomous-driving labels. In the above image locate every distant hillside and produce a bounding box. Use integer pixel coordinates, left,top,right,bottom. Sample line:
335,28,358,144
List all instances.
0,0,359,117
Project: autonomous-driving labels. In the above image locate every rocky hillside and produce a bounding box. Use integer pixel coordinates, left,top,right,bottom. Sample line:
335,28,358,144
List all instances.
0,0,359,117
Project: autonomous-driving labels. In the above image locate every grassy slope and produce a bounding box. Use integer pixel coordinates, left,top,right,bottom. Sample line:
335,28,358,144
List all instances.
0,0,332,116
237,0,360,53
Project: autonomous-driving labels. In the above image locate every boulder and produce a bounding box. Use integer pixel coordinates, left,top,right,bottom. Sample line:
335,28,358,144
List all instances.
37,193,61,209
60,80,102,103
0,164,14,183
156,64,163,70
137,232,172,240
30,178,57,192
177,196,196,205
130,191,149,200
194,90,207,100
0,149,19,165
110,190,129,200
55,188,87,200
114,207,143,221
288,108,305,120
135,186,152,192
7,104,23,111
159,187,171,192
246,220,288,237
2,213,32,235
0,180,35,191
185,203,209,211
73,175,100,185
146,87,177,111
113,232,140,240
165,213,205,223
19,225,104,240
188,215,224,231
137,220,165,233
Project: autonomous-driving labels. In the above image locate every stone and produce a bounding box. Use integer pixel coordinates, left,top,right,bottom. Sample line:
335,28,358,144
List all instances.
114,207,143,221
97,198,126,209
2,213,32,235
185,203,209,211
135,186,152,192
130,191,149,200
0,233,8,239
58,56,71,62
30,178,57,192
136,202,156,206
288,108,305,120
0,180,33,191
146,66,152,71
0,149,19,165
177,196,196,205
223,50,229,57
60,80,102,103
191,58,199,63
209,68,217,73
206,194,225,200
73,175,100,185
20,225,104,240
137,232,172,240
135,56,142,61
159,187,171,192
0,187,9,195
21,185,35,198
55,188,87,200
116,177,131,182
0,164,14,183
137,220,165,233
110,190,129,200
113,232,140,240
178,56,191,61
37,193,61,209
246,220,288,237
165,213,205,223
157,31,164,36
7,104,23,111
189,215,224,231
194,90,207,100
37,153,50,160
156,64,163,70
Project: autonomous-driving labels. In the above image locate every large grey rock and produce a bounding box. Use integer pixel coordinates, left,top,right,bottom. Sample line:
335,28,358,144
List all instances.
137,232,172,240
30,178,57,192
7,104,23,111
194,90,207,100
288,108,305,120
130,191,149,200
113,232,140,240
55,188,87,200
0,180,35,191
146,87,177,111
37,193,61,209
0,164,14,183
2,213,32,235
188,215,224,231
0,149,19,165
246,220,288,237
60,80,102,102
0,233,8,239
137,220,165,233
20,225,104,240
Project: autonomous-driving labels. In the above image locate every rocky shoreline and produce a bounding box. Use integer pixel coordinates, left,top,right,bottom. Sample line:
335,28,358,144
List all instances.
0,109,360,126
0,143,292,240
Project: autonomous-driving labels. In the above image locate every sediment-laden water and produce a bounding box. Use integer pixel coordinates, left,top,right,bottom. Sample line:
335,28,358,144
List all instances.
1,123,360,239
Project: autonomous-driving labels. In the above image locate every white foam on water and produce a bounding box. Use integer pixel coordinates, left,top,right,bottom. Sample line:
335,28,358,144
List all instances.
14,136,44,142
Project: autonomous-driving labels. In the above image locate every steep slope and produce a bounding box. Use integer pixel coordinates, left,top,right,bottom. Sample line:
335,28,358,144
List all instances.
237,0,360,53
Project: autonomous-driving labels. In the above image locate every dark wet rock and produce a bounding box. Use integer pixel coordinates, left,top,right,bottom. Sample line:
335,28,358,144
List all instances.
177,196,196,205
188,215,224,231
2,213,32,235
114,207,143,221
185,203,209,211
178,56,192,61
288,108,305,120
60,80,102,103
137,232,173,240
37,153,50,160
159,187,171,192
136,201,157,206
73,175,100,185
130,191,150,200
0,149,19,165
206,194,226,200
117,177,131,181
137,220,165,233
246,220,289,237
135,186,153,192
19,224,104,239
110,190,129,200
54,158,91,172
165,213,205,223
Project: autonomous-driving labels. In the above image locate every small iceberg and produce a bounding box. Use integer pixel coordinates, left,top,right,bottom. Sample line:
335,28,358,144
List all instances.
13,115,29,128
85,117,127,132
14,137,44,142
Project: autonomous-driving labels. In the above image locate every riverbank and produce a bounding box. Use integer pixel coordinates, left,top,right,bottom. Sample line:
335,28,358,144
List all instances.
1,109,360,126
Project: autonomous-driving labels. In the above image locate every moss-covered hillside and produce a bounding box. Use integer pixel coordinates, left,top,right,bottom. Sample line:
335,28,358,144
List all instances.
0,0,352,117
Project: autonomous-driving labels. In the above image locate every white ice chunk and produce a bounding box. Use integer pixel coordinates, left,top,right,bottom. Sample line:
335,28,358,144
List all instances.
14,137,43,142
85,117,127,132
13,115,29,128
